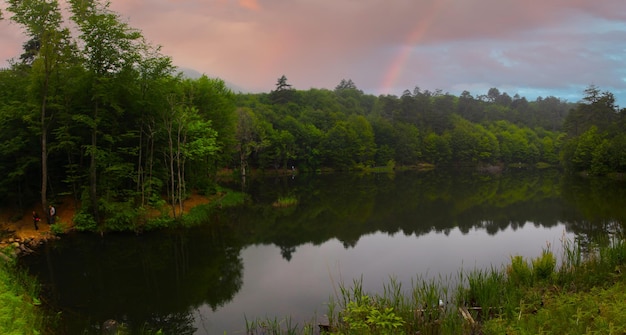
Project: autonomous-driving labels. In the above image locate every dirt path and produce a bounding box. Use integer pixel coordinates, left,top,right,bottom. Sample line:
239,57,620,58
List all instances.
0,197,78,243
1,193,211,244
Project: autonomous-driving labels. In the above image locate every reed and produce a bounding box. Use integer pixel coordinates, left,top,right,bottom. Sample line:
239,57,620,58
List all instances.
244,315,315,335
196,236,626,334
322,236,626,334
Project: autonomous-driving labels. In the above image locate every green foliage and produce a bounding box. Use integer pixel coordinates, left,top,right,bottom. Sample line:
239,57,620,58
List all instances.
531,250,556,282
335,295,405,335
101,200,139,231
272,196,298,208
0,262,46,335
2,0,625,225
506,255,533,287
459,267,506,313
49,223,65,235
245,315,314,335
483,278,626,335
72,211,97,232
143,216,175,231
323,238,626,335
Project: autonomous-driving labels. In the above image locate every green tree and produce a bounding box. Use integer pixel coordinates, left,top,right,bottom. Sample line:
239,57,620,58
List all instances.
133,53,176,207
335,78,357,91
564,85,618,136
68,0,144,225
235,107,267,179
322,121,360,169
259,129,296,170
571,126,603,171
422,131,451,165
0,68,38,207
540,136,559,164
7,0,74,214
186,76,236,171
162,98,218,217
393,123,421,165
269,74,294,104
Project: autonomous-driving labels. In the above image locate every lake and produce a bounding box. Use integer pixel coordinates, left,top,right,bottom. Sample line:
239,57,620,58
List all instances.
20,168,626,334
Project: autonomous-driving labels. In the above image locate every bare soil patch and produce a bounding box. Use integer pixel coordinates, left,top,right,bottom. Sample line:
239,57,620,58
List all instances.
0,192,211,244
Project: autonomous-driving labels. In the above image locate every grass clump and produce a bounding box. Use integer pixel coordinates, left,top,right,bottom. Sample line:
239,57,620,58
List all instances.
0,259,47,335
481,237,626,334
244,315,315,335
323,237,626,335
235,237,626,334
272,196,298,208
326,276,464,335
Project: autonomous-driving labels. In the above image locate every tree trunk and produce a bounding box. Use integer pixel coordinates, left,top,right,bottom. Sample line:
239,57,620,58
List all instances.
41,76,49,215
90,102,100,225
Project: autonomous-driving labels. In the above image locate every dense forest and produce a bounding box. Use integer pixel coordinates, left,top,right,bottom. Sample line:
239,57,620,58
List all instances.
1,0,625,232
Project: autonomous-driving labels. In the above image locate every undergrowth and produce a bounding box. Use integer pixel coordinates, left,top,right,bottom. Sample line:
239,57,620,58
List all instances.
0,258,47,335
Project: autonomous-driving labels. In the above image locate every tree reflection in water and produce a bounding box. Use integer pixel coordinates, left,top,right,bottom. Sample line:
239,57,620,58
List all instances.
20,169,626,333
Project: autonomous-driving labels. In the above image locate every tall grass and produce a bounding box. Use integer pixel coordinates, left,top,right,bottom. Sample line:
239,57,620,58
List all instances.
0,258,47,335
244,315,315,335
272,196,298,208
236,236,626,334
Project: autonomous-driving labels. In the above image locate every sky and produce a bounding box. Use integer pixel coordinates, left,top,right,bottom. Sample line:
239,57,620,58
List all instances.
1,0,625,105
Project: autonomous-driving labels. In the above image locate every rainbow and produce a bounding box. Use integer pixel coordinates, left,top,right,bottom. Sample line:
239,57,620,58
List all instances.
379,0,446,94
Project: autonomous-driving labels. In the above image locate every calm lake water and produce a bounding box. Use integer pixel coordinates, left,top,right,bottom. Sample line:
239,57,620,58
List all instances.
20,169,626,334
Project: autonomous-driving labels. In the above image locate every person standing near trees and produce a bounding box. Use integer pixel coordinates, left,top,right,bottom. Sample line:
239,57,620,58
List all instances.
32,211,41,231
48,205,56,224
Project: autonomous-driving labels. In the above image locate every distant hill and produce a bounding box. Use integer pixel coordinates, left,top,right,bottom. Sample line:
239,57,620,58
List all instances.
178,67,247,93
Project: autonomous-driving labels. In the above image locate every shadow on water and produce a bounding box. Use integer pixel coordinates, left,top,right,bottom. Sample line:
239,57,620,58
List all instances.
19,168,626,333
25,225,243,334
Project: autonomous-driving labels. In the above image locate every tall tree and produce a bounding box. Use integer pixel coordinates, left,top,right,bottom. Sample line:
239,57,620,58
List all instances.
186,76,236,171
564,85,618,137
270,75,294,104
235,107,266,184
334,78,357,91
68,0,143,225
7,0,73,214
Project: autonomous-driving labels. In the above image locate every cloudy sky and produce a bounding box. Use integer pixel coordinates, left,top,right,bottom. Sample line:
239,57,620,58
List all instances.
1,0,625,104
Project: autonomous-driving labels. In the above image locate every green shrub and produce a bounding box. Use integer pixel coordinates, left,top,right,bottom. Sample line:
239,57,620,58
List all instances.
72,212,97,232
0,263,46,334
461,267,505,312
532,250,556,282
49,223,65,235
144,216,176,231
507,255,533,286
335,295,404,335
101,200,139,232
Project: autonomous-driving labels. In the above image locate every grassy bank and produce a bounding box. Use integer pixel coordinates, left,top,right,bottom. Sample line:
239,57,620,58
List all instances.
243,237,626,334
0,255,47,335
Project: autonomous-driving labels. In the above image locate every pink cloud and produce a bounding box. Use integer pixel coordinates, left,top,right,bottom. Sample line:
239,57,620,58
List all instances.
0,0,624,102
239,0,260,11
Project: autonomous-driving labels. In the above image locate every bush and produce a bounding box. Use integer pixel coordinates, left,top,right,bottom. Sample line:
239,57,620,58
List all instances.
49,223,65,235
72,212,97,232
507,255,533,286
335,295,404,335
0,262,46,334
532,250,556,282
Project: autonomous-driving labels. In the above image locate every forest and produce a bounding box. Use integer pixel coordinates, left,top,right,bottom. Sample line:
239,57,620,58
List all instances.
1,0,625,232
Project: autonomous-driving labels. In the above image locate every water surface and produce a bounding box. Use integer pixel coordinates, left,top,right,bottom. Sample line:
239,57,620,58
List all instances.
21,169,626,334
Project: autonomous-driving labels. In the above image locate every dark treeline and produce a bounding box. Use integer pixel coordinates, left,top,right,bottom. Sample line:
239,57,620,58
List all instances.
212,169,625,261
1,0,625,232
237,79,624,176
